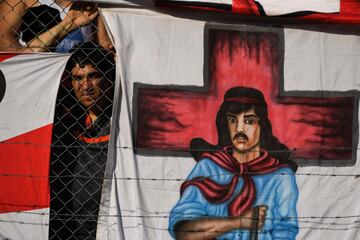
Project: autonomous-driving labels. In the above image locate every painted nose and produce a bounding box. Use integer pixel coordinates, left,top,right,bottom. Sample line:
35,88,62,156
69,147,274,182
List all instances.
236,119,245,132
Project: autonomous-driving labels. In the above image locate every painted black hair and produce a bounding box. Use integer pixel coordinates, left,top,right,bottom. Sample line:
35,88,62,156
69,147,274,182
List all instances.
190,86,298,172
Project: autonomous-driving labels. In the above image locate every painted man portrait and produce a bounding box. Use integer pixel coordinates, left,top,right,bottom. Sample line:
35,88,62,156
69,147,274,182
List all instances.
169,86,299,240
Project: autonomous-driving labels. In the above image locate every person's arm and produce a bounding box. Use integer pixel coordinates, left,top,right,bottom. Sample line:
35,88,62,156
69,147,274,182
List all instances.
0,0,36,52
272,168,299,239
97,14,114,53
25,2,99,52
174,206,267,240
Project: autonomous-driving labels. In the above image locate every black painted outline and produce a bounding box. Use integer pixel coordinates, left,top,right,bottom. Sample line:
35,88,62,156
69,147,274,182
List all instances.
0,70,6,103
158,0,232,11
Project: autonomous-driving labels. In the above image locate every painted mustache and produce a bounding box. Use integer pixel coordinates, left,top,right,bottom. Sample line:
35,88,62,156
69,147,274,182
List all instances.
233,132,248,141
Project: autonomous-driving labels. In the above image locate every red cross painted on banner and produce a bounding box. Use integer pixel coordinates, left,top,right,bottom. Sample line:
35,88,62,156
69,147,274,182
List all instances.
134,29,357,163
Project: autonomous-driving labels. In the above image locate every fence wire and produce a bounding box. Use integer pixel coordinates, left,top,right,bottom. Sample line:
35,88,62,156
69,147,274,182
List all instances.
1,1,115,239
1,1,360,240
49,45,115,240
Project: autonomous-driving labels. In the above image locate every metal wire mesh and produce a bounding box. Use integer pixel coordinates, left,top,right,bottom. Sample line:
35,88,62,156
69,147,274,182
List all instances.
0,0,113,53
0,1,116,239
49,43,115,239
2,1,360,240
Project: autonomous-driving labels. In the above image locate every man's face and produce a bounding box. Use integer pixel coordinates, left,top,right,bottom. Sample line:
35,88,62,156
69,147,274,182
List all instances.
226,108,261,153
71,63,111,109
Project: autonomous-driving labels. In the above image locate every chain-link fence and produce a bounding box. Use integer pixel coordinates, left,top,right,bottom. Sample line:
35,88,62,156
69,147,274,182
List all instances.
50,42,115,240
0,0,114,53
1,1,116,239
3,1,360,240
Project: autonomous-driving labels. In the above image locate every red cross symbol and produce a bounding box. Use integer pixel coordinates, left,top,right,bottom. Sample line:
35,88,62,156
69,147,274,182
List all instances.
134,29,357,163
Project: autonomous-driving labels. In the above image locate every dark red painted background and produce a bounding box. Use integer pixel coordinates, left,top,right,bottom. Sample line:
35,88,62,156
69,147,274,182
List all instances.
136,30,355,161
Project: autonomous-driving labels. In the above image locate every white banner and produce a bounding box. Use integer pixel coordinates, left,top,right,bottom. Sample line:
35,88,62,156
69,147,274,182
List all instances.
101,8,360,240
0,53,69,240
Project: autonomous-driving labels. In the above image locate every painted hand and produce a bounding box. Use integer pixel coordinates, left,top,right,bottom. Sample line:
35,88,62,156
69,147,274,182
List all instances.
238,205,267,229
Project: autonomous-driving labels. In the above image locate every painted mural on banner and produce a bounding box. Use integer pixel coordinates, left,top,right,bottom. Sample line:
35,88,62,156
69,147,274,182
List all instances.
102,8,360,240
167,86,300,239
135,28,356,163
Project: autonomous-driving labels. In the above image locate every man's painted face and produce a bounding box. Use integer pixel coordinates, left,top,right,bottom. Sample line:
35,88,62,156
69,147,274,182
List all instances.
71,63,110,109
226,108,261,153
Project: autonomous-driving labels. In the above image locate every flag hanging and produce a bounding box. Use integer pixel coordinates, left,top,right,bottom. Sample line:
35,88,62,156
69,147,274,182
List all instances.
0,53,69,240
93,0,360,23
101,8,360,240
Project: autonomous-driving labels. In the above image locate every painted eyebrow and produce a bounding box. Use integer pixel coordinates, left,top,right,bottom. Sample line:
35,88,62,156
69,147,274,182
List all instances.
226,113,258,118
226,113,237,118
243,114,258,118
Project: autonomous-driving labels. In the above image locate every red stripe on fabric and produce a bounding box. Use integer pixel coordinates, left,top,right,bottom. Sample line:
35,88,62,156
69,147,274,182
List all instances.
0,124,52,213
159,0,360,24
0,53,21,62
298,0,360,24
180,176,238,203
78,135,110,144
233,0,260,15
216,150,233,163
202,152,233,171
213,151,234,169
155,2,228,13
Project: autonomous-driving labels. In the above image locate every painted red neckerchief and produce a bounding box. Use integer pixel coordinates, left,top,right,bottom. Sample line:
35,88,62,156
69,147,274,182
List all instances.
180,147,287,217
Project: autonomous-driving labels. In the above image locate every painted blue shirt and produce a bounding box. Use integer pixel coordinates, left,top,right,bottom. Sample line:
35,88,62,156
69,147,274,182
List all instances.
168,158,299,240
